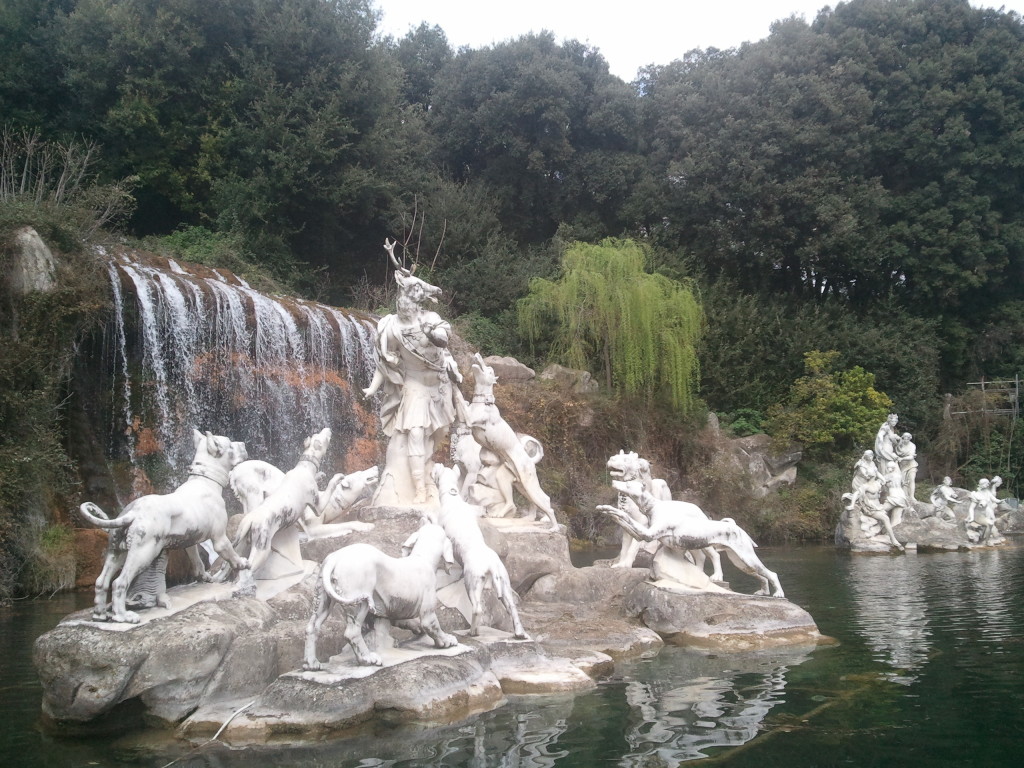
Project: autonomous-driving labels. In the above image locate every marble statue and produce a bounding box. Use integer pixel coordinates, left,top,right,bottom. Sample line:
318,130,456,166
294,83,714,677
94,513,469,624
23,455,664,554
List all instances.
454,427,545,520
966,477,1005,545
929,477,960,521
896,432,918,501
965,478,991,524
464,353,560,530
230,458,289,517
77,429,251,623
597,479,785,597
851,450,876,493
230,459,379,540
883,460,911,527
303,523,458,669
874,413,899,474
232,428,334,596
432,463,530,638
606,450,723,580
301,466,380,538
841,463,903,550
363,239,463,506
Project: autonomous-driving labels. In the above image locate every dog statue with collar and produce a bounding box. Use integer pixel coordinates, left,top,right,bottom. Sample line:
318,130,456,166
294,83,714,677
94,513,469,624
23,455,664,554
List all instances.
78,429,251,623
232,427,333,596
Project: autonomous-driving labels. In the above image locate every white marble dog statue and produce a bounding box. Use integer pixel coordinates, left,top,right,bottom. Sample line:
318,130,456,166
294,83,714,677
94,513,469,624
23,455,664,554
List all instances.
432,463,530,639
598,479,785,598
303,523,459,669
465,353,560,530
229,458,287,517
77,429,251,623
300,466,380,539
232,427,333,595
606,450,723,581
230,459,378,541
469,433,545,520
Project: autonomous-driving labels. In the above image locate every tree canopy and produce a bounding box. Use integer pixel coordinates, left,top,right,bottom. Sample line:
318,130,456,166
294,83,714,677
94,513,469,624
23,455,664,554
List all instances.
2,0,1024,410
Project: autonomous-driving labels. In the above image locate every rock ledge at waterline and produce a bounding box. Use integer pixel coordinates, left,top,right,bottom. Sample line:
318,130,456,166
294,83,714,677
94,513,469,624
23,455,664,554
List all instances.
34,514,823,742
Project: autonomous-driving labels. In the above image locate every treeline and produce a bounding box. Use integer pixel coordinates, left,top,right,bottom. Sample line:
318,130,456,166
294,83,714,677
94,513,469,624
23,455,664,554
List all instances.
4,0,1024,430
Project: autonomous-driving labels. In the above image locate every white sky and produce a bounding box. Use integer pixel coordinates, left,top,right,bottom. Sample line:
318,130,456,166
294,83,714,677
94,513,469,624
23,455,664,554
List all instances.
374,1,1024,81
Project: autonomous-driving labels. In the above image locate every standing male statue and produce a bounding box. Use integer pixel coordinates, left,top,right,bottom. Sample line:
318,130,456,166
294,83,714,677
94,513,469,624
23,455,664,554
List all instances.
364,239,464,505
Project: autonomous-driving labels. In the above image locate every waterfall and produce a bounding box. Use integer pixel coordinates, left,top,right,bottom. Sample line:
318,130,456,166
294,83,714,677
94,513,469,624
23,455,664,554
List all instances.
88,247,379,494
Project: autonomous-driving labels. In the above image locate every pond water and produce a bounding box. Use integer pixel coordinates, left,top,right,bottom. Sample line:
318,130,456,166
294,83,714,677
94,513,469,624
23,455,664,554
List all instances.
3,543,1024,767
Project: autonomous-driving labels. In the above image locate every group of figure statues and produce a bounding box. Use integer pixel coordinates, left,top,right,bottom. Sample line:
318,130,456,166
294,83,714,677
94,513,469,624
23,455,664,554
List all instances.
842,413,1008,550
75,239,791,673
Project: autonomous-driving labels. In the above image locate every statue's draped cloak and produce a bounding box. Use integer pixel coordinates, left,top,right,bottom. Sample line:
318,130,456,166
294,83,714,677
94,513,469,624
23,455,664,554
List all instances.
373,313,456,439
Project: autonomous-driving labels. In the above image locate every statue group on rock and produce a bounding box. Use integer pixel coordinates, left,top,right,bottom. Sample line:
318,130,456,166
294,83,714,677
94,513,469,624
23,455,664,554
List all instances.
74,238,788,674
839,414,1009,551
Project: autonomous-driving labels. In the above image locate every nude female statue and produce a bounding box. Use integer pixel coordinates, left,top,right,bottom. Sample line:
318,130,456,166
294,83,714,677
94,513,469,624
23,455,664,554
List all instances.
874,413,899,474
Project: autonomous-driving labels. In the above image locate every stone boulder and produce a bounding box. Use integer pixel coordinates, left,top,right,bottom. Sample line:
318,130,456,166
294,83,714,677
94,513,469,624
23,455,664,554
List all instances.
539,363,598,393
7,226,56,294
996,499,1023,534
188,641,505,742
624,581,823,651
716,432,802,498
483,355,535,382
480,517,573,593
34,594,301,724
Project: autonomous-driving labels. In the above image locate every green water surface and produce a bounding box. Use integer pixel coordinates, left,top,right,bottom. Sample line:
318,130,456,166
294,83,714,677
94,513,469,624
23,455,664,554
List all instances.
3,544,1023,767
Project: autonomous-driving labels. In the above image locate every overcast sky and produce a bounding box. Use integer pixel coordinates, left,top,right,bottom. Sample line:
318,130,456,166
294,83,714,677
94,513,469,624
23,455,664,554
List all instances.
374,1,1024,81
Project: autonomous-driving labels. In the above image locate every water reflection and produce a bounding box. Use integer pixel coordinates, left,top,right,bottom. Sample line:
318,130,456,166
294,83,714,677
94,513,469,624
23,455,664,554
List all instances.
18,546,1024,767
846,555,932,680
615,647,812,766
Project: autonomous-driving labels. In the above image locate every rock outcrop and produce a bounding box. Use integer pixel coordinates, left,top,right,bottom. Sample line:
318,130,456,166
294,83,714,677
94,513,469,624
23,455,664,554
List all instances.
36,506,823,744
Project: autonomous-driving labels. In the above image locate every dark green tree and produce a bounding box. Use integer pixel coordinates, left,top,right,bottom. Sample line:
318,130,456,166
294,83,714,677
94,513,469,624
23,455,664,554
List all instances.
636,0,1024,385
391,22,453,110
429,32,644,244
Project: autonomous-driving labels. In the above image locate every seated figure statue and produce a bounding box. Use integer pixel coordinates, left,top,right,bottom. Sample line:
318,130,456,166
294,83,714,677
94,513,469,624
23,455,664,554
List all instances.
851,450,876,493
841,463,904,551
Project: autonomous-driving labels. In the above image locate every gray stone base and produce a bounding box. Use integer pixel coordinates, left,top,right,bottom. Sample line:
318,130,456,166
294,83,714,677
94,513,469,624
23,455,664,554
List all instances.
36,506,824,743
181,628,601,744
624,580,824,651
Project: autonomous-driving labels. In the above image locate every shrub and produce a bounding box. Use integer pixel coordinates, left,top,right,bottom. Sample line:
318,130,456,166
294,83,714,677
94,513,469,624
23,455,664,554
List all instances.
21,523,77,596
768,350,893,460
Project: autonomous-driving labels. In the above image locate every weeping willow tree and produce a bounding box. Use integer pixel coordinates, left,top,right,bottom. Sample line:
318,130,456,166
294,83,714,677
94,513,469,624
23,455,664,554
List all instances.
518,238,703,413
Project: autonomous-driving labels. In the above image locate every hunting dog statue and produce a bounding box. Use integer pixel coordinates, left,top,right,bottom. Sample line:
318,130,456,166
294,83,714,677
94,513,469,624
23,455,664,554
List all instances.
303,523,458,669
229,460,378,541
232,427,334,595
301,466,379,539
598,479,785,598
465,353,559,530
432,463,530,639
77,429,251,623
607,450,723,581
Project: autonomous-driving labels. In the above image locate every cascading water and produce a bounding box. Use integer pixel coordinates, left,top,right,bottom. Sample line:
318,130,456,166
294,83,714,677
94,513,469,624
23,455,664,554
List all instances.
83,247,380,499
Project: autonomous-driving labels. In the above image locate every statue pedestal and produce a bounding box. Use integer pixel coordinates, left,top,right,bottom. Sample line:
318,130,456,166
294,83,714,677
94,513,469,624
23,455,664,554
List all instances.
651,548,730,591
